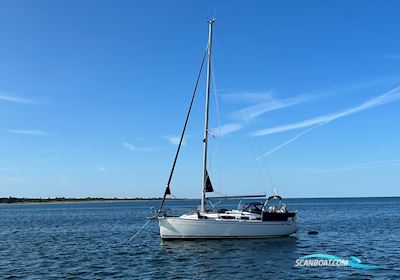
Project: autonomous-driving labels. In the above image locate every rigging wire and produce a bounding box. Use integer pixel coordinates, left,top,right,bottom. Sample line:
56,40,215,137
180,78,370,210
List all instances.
128,219,151,243
211,60,223,130
157,49,207,213
214,25,275,194
208,57,223,194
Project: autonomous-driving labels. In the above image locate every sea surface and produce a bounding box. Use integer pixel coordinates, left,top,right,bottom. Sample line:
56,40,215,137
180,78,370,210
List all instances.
0,197,399,279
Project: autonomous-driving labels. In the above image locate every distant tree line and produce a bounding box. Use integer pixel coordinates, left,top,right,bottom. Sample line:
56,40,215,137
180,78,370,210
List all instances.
0,197,166,204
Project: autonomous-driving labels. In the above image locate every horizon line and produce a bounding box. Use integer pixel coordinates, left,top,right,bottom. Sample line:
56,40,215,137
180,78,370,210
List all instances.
1,195,399,201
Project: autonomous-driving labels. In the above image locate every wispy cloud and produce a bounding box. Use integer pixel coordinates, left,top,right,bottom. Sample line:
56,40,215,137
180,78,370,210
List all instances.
255,124,323,160
211,123,243,137
232,94,311,121
122,142,156,152
212,91,312,137
97,166,109,172
303,159,400,173
0,94,35,104
253,85,400,137
220,91,275,104
163,135,187,146
9,130,50,136
335,159,400,171
255,85,400,159
97,165,119,174
215,79,397,138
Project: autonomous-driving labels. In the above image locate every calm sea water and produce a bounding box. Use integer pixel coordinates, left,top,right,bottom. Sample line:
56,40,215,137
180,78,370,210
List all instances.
0,197,399,279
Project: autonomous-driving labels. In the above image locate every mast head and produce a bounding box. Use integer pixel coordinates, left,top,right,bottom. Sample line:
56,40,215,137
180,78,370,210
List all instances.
207,18,215,25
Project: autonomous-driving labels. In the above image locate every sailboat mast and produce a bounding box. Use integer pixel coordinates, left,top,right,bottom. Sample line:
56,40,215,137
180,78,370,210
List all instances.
201,18,215,213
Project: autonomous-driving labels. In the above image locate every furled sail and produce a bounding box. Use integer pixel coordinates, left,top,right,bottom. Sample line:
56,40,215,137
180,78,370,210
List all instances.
205,170,214,192
165,185,171,195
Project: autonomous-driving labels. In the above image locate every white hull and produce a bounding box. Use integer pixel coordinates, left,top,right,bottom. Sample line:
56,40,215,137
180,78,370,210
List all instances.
158,216,297,239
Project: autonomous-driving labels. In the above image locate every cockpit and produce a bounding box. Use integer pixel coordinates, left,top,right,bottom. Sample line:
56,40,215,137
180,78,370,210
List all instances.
239,201,263,214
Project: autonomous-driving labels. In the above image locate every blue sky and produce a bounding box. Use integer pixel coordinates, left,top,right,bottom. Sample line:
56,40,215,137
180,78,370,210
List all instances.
1,0,400,198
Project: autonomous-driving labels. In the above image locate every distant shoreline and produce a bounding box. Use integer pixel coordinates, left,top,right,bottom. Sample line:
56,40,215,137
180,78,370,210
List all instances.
0,197,189,205
0,196,398,205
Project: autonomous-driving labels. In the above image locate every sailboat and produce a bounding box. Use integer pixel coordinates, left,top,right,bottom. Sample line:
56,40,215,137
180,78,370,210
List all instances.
157,19,297,239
